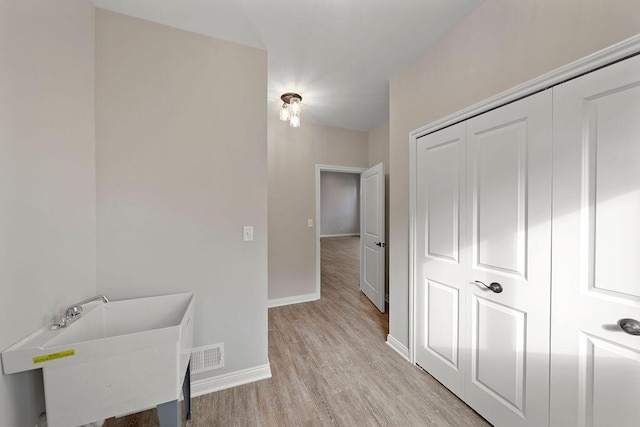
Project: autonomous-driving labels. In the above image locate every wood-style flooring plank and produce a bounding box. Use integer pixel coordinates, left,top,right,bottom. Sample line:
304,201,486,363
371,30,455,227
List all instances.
104,237,489,426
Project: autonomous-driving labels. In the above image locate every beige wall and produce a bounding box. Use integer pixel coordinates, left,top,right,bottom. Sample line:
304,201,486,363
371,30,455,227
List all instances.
95,10,269,379
0,1,96,425
368,121,390,170
368,121,390,303
268,119,368,301
389,0,640,346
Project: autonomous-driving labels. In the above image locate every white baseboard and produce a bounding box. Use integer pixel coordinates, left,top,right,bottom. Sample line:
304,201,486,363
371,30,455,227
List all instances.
191,363,272,398
386,334,410,362
268,291,320,308
319,233,360,238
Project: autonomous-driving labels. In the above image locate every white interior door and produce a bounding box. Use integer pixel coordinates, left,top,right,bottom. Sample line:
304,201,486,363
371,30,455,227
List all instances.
415,122,467,398
464,90,552,427
360,163,385,312
550,54,640,427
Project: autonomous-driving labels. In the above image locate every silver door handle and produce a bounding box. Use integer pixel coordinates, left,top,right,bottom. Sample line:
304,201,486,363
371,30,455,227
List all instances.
618,318,640,336
374,242,386,248
472,280,503,294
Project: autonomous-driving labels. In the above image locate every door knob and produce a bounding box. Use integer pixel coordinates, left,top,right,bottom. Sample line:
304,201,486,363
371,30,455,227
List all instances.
472,280,503,294
374,242,386,248
618,318,640,336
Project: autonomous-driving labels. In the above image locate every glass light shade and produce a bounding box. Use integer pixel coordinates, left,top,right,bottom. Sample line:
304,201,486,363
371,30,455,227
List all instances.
289,97,301,115
290,111,300,128
279,103,290,121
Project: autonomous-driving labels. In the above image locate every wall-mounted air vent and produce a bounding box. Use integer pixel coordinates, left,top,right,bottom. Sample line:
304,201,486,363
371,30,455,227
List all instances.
190,343,224,374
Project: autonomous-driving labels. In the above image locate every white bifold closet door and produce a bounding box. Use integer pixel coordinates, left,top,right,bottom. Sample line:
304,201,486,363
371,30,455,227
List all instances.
550,54,640,427
464,89,552,427
415,122,467,398
415,90,552,427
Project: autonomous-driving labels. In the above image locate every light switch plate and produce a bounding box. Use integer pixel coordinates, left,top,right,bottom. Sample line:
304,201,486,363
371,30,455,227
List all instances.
307,219,313,228
243,226,253,241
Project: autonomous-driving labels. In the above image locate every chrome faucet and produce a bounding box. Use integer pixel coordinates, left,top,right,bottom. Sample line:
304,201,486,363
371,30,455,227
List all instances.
52,295,109,329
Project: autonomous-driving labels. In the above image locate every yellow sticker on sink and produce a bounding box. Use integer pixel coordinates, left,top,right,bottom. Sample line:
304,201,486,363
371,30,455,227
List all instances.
33,350,75,364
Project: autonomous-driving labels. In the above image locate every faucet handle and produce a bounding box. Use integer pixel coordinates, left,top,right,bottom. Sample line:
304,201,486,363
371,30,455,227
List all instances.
65,305,82,319
51,314,68,330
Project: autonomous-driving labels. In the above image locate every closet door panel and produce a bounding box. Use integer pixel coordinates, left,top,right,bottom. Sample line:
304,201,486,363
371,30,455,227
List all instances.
415,122,467,398
471,296,526,413
465,89,552,427
591,87,640,297
551,53,640,427
427,279,459,366
473,118,527,277
426,141,460,262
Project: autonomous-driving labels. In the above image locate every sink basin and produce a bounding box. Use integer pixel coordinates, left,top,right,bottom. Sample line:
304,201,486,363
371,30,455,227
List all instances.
1,292,195,427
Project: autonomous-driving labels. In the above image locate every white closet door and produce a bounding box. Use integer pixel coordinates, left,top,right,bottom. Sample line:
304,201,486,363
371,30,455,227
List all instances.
464,90,552,427
415,122,467,397
550,54,640,427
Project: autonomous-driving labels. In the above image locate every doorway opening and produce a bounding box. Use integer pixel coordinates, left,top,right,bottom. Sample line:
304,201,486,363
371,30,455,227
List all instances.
315,164,386,313
315,165,364,302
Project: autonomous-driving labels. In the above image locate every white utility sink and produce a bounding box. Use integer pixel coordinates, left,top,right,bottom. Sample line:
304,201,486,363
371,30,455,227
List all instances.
1,292,195,427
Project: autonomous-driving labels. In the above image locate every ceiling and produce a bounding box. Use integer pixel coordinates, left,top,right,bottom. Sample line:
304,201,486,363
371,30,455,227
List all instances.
91,0,483,132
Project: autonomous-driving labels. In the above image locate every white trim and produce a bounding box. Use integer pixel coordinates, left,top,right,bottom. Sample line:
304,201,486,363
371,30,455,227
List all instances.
191,364,272,398
409,122,417,364
320,233,360,238
408,34,640,366
315,165,367,298
386,334,410,362
268,291,320,308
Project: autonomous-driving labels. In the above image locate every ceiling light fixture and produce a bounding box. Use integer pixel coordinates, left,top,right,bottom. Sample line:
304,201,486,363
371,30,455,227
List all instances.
279,93,302,128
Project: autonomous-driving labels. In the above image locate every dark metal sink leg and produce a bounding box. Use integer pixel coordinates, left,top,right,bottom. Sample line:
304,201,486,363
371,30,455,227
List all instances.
157,362,191,425
183,361,192,420
157,399,180,427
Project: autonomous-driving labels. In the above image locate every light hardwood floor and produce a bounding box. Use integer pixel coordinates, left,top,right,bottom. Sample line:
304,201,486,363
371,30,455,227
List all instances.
104,237,489,426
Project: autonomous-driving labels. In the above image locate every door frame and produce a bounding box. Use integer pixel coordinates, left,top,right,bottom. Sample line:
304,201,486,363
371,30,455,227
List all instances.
315,164,367,299
407,34,640,365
